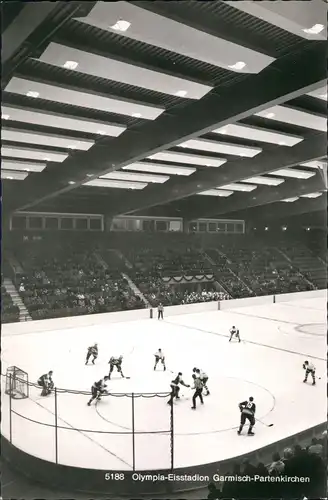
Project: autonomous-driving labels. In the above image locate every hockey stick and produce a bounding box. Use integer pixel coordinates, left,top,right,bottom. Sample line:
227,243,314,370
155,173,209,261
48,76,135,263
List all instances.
256,418,274,427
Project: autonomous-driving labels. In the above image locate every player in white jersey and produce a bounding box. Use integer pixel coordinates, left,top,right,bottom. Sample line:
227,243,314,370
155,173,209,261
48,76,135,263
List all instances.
229,325,241,342
303,361,316,385
193,367,210,395
154,348,166,371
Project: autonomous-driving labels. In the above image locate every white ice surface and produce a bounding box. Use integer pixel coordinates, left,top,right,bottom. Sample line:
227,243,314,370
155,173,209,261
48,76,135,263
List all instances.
1,297,326,470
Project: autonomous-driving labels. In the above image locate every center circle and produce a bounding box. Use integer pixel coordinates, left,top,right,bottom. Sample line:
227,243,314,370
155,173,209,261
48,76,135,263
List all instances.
96,376,275,436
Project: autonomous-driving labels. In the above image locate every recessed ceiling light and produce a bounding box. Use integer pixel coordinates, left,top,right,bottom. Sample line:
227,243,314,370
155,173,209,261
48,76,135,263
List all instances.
86,174,93,177
68,181,76,185
26,91,39,98
282,226,287,231
303,24,324,35
63,60,79,70
266,112,275,118
264,227,269,230
228,61,246,70
2,114,10,120
132,113,142,118
110,20,131,32
175,90,188,97
306,227,311,231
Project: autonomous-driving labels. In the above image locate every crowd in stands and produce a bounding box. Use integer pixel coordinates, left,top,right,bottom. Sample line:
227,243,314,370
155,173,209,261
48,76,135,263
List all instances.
13,240,144,320
207,432,327,499
1,284,19,323
1,232,325,321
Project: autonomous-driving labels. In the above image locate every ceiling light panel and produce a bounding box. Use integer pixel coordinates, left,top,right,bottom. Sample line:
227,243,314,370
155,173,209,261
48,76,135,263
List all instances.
300,192,323,198
1,160,46,173
101,171,169,183
306,86,327,101
1,106,126,137
148,152,226,167
242,176,284,186
255,105,326,132
1,170,29,180
5,77,164,120
75,1,275,74
197,189,233,197
85,179,147,189
282,197,299,202
2,128,94,151
37,43,212,100
213,123,303,146
300,160,327,169
2,146,68,162
180,138,262,157
226,1,327,40
123,162,196,176
269,168,316,179
220,183,257,192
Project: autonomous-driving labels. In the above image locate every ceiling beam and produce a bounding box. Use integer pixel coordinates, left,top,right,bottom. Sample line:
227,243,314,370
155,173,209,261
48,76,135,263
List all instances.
184,170,326,220
7,43,326,213
2,2,60,64
242,197,326,222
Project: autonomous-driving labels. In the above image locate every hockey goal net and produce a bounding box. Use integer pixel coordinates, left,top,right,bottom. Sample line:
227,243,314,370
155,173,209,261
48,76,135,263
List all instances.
5,366,29,399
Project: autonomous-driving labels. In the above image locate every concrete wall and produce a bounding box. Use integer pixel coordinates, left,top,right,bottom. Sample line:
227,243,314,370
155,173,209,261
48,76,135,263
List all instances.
3,289,326,337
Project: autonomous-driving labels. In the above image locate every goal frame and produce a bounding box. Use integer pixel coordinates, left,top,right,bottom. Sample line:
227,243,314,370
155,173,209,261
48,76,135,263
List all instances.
5,366,29,399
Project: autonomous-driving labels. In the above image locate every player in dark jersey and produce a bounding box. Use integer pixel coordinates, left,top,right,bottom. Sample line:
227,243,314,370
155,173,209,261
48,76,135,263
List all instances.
238,397,256,435
191,374,204,410
229,326,241,342
108,356,124,379
85,343,98,365
154,349,166,371
303,361,316,385
87,376,109,406
37,370,54,396
167,372,190,405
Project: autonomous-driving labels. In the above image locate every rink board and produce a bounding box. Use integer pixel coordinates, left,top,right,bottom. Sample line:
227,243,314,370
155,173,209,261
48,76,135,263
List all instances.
1,289,326,495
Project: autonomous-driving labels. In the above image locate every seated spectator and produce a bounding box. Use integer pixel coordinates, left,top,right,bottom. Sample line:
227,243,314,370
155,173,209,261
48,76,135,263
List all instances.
268,451,285,474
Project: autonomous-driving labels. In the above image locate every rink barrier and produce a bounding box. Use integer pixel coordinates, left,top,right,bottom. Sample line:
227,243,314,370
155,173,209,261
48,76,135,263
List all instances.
2,289,326,336
1,420,326,496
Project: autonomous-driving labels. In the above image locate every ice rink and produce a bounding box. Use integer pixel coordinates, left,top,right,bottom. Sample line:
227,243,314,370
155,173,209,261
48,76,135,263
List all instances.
1,295,326,471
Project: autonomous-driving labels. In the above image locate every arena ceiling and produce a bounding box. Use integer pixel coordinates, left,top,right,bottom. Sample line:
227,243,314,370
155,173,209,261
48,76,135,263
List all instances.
2,1,327,223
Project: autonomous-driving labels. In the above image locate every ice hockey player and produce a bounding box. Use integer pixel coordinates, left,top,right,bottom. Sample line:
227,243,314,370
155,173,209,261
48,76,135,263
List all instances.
229,325,241,342
37,370,54,396
154,349,166,371
87,376,110,406
85,343,98,365
167,372,190,405
193,368,210,395
108,355,125,379
158,303,164,320
238,397,256,435
303,360,316,385
191,374,204,410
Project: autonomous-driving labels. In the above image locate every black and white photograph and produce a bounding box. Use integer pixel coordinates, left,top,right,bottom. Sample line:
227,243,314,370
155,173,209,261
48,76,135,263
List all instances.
1,1,327,499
